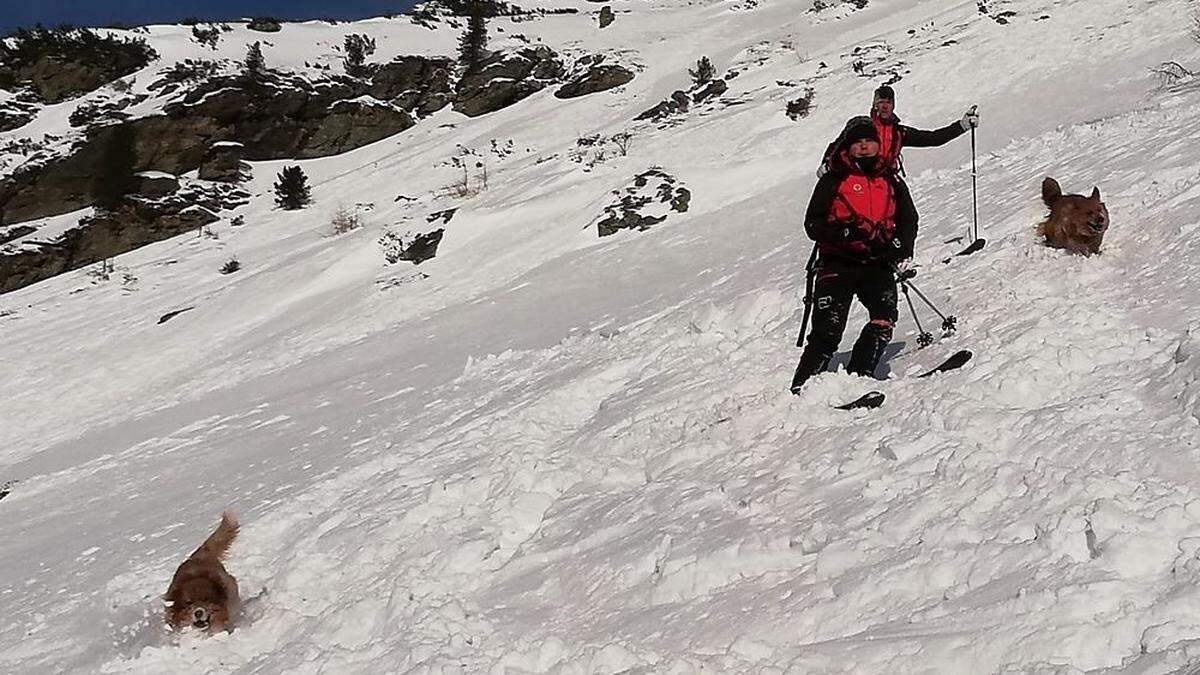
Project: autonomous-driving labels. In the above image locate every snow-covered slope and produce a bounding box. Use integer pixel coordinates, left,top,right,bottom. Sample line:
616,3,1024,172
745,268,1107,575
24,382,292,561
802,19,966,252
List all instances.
3,0,1200,672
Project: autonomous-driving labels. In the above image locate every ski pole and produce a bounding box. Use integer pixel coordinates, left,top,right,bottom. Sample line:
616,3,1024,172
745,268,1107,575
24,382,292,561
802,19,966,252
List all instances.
970,106,979,243
900,281,934,348
902,278,947,321
900,276,958,333
795,245,819,348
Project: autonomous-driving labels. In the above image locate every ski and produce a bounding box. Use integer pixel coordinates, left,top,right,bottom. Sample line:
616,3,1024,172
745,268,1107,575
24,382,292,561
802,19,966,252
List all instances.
916,349,972,378
956,238,986,256
943,238,986,263
834,391,885,410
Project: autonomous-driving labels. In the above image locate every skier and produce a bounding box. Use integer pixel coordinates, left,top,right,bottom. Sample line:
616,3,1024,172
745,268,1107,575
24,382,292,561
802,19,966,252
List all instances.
791,116,918,393
819,85,979,178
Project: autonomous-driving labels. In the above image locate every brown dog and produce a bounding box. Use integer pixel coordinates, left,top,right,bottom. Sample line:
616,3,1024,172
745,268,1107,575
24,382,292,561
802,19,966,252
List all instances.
164,512,240,634
1039,177,1109,256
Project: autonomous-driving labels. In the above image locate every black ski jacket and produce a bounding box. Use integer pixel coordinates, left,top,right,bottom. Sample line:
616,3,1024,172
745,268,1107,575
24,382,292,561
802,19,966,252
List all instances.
820,114,966,176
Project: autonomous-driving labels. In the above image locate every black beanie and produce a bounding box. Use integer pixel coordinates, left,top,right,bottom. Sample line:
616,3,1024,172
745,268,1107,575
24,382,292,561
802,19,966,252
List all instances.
873,85,895,106
841,116,878,146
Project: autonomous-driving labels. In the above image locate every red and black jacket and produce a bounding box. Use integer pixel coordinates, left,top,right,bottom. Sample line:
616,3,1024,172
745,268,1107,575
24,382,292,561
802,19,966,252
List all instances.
804,150,918,265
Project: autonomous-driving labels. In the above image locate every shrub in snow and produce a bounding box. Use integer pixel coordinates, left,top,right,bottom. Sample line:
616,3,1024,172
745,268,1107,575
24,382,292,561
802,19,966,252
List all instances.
273,166,312,210
149,59,223,94
787,89,815,120
814,0,867,9
379,230,405,264
442,147,488,197
87,259,114,282
330,205,363,235
247,17,283,33
570,132,633,168
611,131,632,156
191,24,221,49
689,56,715,87
220,258,241,274
457,4,490,76
245,42,267,79
343,34,377,78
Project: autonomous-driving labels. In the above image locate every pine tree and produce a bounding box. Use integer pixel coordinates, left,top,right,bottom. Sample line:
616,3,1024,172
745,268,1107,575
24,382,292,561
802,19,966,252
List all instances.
343,33,377,78
245,41,266,78
273,166,312,210
457,3,489,77
689,56,715,87
92,123,136,212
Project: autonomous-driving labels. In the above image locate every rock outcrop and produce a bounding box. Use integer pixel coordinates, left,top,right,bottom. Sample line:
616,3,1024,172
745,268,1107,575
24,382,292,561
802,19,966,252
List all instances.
0,97,39,132
691,78,728,104
0,74,416,224
131,171,180,197
301,97,416,158
635,90,691,121
370,56,454,118
0,180,248,294
0,28,157,104
454,46,564,117
198,142,246,182
596,168,691,237
380,228,445,265
598,6,616,28
555,56,634,99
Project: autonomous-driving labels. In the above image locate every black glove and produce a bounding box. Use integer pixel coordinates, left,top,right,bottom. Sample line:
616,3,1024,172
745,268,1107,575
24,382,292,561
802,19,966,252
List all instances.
840,219,871,241
868,231,903,261
811,218,864,242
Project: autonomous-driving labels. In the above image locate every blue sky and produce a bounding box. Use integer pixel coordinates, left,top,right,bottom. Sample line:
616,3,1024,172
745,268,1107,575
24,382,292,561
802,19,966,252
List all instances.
1,1,420,37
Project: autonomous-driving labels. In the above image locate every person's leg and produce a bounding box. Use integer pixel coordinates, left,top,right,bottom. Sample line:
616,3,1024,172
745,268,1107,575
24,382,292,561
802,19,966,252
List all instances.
847,265,899,378
791,266,854,392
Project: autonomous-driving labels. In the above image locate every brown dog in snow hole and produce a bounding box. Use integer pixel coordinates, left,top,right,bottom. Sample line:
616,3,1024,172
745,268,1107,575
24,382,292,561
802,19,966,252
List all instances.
1039,176,1110,256
164,511,240,634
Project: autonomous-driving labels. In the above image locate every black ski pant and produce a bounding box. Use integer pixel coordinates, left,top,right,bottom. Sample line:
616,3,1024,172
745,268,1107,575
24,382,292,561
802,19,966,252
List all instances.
791,261,898,391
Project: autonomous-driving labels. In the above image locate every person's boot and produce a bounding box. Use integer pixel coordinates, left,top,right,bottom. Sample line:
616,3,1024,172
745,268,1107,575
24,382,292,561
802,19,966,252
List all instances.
846,322,892,378
790,348,831,394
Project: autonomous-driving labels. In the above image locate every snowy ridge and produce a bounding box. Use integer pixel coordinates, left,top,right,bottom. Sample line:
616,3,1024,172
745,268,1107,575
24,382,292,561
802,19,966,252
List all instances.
3,0,1200,672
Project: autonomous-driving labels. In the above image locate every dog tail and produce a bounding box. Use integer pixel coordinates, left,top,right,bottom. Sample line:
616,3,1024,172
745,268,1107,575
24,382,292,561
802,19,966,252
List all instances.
1042,177,1062,208
192,511,239,561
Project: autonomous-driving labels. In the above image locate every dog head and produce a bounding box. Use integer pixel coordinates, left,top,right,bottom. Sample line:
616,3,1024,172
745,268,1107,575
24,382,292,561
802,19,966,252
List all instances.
1041,177,1109,255
165,576,234,633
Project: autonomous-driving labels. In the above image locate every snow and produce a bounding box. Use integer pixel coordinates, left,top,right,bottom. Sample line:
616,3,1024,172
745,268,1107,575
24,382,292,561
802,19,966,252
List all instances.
329,95,397,110
3,0,1200,673
1,207,95,251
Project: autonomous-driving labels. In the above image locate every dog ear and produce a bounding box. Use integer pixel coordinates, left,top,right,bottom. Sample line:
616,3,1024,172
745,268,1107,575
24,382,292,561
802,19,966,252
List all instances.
1041,177,1062,208
1089,186,1101,201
